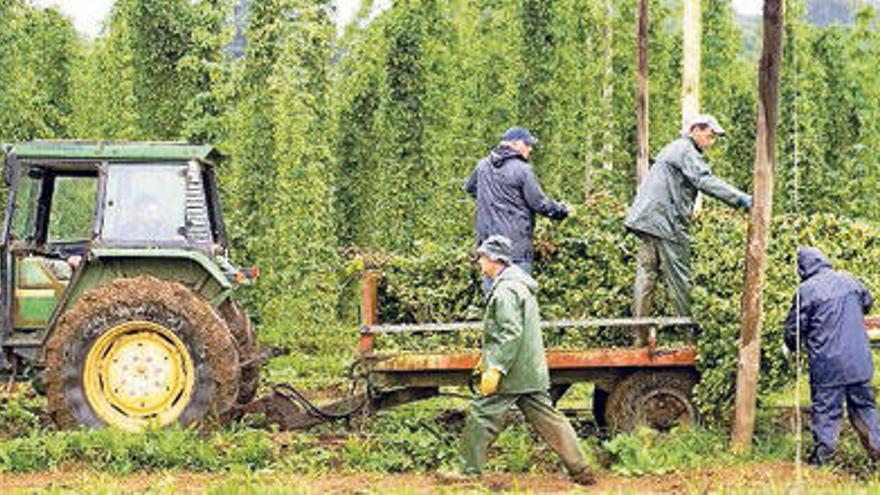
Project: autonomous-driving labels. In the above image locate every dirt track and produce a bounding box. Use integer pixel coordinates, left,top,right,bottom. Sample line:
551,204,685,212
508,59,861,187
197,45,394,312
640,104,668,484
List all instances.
0,461,855,494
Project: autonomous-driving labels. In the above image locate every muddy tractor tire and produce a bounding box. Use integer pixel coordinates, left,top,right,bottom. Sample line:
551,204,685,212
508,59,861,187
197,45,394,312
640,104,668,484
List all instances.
605,370,698,433
44,276,240,431
219,300,260,404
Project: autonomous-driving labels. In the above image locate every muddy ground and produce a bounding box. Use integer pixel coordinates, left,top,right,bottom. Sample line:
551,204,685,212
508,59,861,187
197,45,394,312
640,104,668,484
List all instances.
0,461,861,494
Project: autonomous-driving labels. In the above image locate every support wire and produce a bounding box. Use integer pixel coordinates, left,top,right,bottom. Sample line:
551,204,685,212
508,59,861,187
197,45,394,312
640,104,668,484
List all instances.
790,0,804,486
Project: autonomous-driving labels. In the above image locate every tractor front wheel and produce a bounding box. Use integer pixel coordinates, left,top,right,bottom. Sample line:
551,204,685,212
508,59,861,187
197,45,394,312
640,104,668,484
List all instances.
44,276,240,432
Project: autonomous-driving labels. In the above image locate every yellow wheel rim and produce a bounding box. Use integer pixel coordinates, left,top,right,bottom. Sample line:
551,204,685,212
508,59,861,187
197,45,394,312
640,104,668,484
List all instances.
84,321,195,432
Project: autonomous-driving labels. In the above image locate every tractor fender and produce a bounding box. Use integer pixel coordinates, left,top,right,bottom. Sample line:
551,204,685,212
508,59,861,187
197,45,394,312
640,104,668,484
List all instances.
90,248,232,291
41,248,234,352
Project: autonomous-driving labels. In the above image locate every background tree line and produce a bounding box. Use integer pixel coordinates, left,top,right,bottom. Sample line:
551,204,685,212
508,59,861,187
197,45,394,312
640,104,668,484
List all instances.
1,0,879,351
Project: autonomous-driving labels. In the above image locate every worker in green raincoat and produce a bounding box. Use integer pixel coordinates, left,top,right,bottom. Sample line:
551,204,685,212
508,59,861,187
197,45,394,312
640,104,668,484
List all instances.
441,235,595,486
624,114,751,327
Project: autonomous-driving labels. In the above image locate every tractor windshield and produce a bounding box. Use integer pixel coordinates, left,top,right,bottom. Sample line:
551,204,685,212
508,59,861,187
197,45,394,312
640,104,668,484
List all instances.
101,164,187,244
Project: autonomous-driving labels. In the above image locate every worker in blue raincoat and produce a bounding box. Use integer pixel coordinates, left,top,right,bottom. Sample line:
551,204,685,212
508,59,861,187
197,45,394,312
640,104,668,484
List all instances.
784,247,880,466
465,127,571,296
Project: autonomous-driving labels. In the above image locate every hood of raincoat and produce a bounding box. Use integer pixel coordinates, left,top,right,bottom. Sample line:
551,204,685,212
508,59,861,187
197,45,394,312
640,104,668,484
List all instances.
489,145,527,168
798,247,833,281
492,263,538,293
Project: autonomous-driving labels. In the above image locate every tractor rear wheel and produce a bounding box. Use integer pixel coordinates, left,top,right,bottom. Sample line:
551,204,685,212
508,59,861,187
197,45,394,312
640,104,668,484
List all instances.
605,370,698,433
44,276,240,432
219,300,260,404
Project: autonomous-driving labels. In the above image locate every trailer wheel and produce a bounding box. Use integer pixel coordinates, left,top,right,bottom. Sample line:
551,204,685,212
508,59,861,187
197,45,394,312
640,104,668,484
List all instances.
44,276,240,432
219,300,260,404
606,371,697,433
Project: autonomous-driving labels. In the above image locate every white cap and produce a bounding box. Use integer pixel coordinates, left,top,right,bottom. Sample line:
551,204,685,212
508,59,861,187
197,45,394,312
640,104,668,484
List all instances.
688,114,726,136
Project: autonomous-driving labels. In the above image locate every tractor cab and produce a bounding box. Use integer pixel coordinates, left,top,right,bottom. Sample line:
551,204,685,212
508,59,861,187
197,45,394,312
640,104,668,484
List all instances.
2,142,229,339
0,142,257,433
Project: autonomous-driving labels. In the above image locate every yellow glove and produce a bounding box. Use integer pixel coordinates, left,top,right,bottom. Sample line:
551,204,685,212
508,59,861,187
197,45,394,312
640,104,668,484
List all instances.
472,355,484,377
480,368,502,396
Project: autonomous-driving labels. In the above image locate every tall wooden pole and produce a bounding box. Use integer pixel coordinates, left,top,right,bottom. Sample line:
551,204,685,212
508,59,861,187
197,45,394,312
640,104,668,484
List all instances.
681,0,701,131
635,0,650,186
731,0,784,452
602,0,614,171
588,0,616,200
682,0,703,211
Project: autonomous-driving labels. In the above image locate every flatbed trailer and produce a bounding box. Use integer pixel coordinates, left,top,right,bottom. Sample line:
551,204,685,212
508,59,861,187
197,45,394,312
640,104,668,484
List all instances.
245,271,701,432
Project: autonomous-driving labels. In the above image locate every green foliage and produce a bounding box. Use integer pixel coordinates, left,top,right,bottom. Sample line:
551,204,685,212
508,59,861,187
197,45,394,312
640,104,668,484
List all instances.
691,210,880,421
333,0,469,253
371,196,880,424
69,11,140,140
376,195,651,350
602,422,795,476
220,0,287,268
258,0,341,344
124,0,191,137
68,0,230,141
775,2,880,219
0,392,43,437
261,336,355,389
180,0,233,144
0,425,276,474
0,1,78,142
279,435,334,475
220,1,345,345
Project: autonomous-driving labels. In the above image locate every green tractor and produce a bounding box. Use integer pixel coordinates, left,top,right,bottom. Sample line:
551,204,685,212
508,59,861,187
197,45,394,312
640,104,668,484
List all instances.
0,141,259,432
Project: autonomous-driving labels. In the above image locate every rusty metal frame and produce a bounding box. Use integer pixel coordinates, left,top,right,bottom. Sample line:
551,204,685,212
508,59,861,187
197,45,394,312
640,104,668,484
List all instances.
362,317,695,335
357,270,699,375
370,347,698,373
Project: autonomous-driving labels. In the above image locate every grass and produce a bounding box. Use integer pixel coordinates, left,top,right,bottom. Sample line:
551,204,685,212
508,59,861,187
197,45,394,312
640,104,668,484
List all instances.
0,394,812,477
7,467,880,495
0,423,277,474
3,372,880,492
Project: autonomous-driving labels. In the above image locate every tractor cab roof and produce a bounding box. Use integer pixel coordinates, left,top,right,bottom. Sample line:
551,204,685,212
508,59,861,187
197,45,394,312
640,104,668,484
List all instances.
4,141,220,167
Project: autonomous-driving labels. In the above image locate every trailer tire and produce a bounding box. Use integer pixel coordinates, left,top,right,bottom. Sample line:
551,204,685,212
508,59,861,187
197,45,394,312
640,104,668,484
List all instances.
219,300,260,404
606,370,698,433
44,276,240,431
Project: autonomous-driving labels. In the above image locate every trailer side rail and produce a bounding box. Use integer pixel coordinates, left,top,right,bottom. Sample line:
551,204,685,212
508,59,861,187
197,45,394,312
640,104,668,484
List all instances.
361,316,695,335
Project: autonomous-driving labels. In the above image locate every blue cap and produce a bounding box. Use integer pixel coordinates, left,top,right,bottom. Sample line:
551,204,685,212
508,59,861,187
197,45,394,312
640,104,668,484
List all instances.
501,126,539,146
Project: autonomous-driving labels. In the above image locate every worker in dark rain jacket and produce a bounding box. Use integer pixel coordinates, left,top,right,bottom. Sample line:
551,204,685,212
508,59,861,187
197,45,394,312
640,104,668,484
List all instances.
784,247,880,466
624,114,750,331
439,235,595,486
465,126,571,296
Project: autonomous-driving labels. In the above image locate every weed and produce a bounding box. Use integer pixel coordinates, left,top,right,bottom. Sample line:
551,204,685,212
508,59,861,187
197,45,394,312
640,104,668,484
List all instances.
0,392,44,438
601,422,797,477
0,425,276,474
491,425,537,473
279,435,334,475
